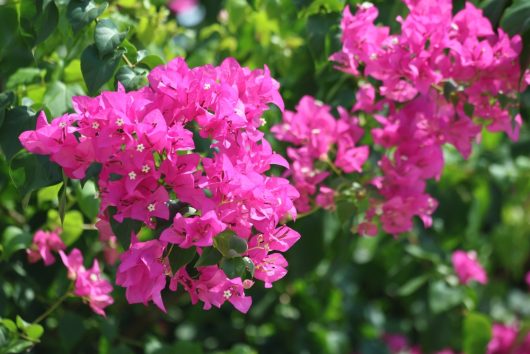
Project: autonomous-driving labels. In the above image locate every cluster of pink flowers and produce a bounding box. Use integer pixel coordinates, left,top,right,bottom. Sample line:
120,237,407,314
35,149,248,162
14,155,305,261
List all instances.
26,229,113,315
27,229,65,266
20,57,300,313
330,0,528,235
272,96,368,213
451,250,488,285
60,249,113,316
487,323,530,354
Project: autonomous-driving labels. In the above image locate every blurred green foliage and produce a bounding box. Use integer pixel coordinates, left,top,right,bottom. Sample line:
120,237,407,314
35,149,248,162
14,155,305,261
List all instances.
1,0,530,353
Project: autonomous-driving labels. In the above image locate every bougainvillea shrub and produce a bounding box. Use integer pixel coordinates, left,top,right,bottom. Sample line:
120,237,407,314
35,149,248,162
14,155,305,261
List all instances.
0,0,529,353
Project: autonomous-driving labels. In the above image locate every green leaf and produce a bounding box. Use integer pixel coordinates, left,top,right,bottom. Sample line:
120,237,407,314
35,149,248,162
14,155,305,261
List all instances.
81,44,124,95
4,339,34,353
168,246,196,271
67,0,109,33
242,256,255,277
428,280,465,314
75,180,100,220
1,319,17,333
34,0,59,45
519,18,530,74
397,274,430,296
306,13,341,64
95,19,127,57
43,82,84,117
37,182,63,206
0,91,16,128
58,178,68,226
0,106,36,161
1,227,32,260
108,206,142,248
463,312,492,354
120,39,138,64
194,247,223,267
115,66,148,91
48,210,84,246
15,316,29,330
213,232,248,258
482,0,511,29
137,55,165,69
25,324,44,341
9,151,63,195
500,0,530,36
220,257,246,279
6,68,44,89
0,5,34,78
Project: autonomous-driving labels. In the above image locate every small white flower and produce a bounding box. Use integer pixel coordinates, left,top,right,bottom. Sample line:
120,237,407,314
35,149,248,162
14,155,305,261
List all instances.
141,165,150,173
116,118,124,126
147,203,156,212
59,122,67,128
136,144,145,152
128,171,137,180
223,290,232,299
203,83,211,90
92,122,100,129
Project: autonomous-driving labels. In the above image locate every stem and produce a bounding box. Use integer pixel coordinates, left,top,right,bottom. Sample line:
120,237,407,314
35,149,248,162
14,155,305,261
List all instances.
33,291,71,324
325,158,342,176
296,206,321,221
122,54,135,68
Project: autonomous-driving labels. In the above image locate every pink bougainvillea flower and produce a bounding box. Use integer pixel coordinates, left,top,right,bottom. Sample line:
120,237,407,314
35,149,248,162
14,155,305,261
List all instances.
59,249,113,316
116,237,168,312
324,0,525,237
451,250,488,285
20,57,299,314
487,324,519,354
27,229,65,266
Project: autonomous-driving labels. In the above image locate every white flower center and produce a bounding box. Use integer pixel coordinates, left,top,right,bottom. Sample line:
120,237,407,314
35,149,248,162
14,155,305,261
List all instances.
128,171,137,180
147,203,156,212
116,118,124,126
136,144,145,152
223,290,232,299
141,165,150,173
203,83,211,90
92,122,100,129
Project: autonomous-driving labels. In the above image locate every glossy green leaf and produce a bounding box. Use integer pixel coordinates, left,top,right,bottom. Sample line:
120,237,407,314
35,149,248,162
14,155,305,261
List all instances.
116,66,148,91
194,247,223,267
81,44,124,95
500,0,530,35
0,106,36,161
48,209,84,246
95,19,127,57
108,206,142,248
67,0,109,33
1,227,32,260
220,257,246,279
6,68,44,90
9,151,63,195
463,313,492,354
168,246,196,271
25,324,44,341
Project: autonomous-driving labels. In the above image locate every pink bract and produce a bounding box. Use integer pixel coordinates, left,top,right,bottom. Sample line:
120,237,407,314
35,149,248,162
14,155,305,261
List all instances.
20,57,300,313
451,250,488,285
27,229,65,266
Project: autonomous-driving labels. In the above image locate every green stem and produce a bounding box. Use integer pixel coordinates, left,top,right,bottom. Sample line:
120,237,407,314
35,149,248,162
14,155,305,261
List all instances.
33,291,71,324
